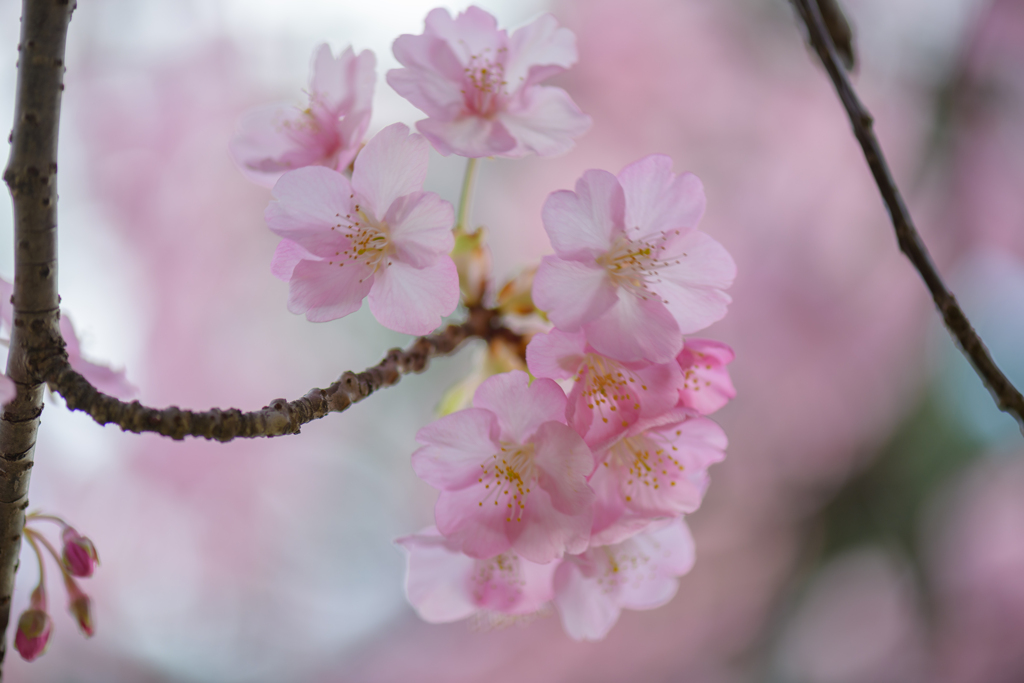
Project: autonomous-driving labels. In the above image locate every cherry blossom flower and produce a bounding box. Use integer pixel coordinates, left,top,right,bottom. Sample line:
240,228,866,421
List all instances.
411,370,595,563
589,410,726,546
230,44,375,187
676,338,736,415
553,517,695,641
526,328,683,449
387,6,591,158
266,122,459,335
396,526,556,623
533,155,736,363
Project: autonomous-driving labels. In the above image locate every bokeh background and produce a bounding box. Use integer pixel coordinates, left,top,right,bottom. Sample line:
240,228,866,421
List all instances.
2,0,1024,680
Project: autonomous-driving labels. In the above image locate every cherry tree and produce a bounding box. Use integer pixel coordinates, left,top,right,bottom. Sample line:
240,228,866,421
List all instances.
0,0,1021,677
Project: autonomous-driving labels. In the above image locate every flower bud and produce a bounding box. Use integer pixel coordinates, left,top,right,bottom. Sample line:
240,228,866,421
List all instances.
64,574,95,637
61,527,99,578
496,266,537,317
14,609,52,661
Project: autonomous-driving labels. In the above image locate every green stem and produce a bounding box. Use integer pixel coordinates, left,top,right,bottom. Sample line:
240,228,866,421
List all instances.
24,529,64,576
455,157,480,235
21,531,46,601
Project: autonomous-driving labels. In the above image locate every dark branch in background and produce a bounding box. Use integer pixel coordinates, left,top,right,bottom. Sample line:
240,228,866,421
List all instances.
0,0,76,672
31,306,522,442
790,0,1024,433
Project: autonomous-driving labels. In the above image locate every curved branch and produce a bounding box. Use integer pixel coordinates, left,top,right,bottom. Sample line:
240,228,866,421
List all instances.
791,0,1024,432
31,306,522,442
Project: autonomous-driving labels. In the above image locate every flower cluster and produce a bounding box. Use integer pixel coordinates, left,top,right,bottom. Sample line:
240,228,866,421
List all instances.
232,5,736,640
15,514,100,661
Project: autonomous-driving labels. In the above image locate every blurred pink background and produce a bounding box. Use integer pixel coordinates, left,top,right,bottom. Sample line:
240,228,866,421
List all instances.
1,0,1023,681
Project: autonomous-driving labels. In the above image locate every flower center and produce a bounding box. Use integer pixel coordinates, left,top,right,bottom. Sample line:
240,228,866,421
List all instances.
593,544,652,593
597,231,683,302
461,49,508,117
576,354,646,427
477,441,536,522
605,432,684,501
471,552,525,600
327,203,394,279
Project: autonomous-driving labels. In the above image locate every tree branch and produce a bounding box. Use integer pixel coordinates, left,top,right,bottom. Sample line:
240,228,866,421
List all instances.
0,0,76,672
31,306,521,442
791,0,1024,432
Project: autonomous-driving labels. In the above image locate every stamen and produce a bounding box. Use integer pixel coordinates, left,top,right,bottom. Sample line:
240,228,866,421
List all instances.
478,442,536,522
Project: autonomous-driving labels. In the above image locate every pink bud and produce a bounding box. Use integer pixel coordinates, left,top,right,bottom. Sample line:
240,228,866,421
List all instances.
14,609,52,661
63,574,95,638
61,527,98,578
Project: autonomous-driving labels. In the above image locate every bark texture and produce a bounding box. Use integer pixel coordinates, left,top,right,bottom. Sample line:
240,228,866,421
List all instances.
0,0,76,670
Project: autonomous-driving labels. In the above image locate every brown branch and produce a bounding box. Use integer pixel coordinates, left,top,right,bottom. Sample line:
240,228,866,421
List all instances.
31,306,520,442
0,0,76,672
791,0,1024,433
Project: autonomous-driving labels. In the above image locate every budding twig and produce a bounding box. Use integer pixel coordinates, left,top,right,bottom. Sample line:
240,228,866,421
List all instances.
32,306,522,442
1,0,77,672
790,0,1024,433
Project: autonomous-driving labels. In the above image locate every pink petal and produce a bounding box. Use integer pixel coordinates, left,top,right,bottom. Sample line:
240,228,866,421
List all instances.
271,239,316,281
611,415,726,518
0,374,16,408
617,518,695,609
397,528,478,623
386,39,465,121
531,421,596,515
229,103,315,188
506,484,592,563
472,372,567,443
553,559,621,641
470,551,557,615
266,166,356,245
416,116,516,158
677,338,736,415
499,86,592,158
351,123,429,221
434,483,514,559
287,257,373,322
533,257,617,332
309,45,376,116
412,408,501,490
525,329,587,381
422,6,505,63
367,258,459,335
618,155,706,240
649,230,736,334
588,463,632,545
59,315,81,359
61,317,137,399
583,294,682,363
384,191,455,268
573,358,685,452
542,170,623,258
505,14,578,89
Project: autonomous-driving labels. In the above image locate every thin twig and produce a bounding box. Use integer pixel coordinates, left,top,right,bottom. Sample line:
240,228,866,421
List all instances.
791,0,1024,433
31,306,522,442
